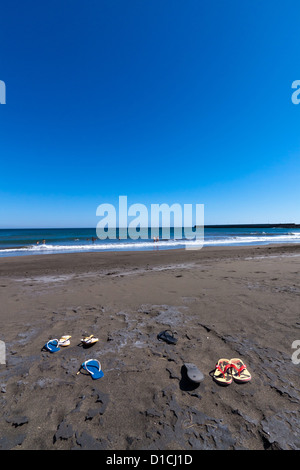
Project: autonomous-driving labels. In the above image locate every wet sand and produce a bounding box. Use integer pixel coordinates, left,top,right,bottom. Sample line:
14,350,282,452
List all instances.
0,244,300,450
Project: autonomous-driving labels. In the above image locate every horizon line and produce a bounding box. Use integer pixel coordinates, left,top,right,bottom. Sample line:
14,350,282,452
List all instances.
0,222,299,230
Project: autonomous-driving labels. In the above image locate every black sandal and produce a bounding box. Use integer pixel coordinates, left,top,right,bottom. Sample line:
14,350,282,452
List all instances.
157,329,178,345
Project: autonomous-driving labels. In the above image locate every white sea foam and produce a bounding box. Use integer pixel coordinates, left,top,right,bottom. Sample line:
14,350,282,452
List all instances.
0,232,300,256
204,233,300,245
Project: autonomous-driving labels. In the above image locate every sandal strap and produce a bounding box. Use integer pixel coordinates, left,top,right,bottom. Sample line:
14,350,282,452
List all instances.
215,362,231,378
231,362,246,376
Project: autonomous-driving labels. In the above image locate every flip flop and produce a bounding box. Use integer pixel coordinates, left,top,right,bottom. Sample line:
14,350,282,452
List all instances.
184,363,204,383
230,358,252,383
77,359,104,380
58,335,71,347
80,335,99,347
157,330,177,345
43,339,60,353
213,358,232,385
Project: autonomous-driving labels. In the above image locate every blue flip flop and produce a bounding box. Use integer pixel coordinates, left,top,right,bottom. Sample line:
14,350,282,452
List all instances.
43,339,60,353
77,359,104,379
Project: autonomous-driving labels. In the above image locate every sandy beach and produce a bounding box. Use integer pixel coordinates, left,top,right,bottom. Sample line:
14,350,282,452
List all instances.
0,244,300,450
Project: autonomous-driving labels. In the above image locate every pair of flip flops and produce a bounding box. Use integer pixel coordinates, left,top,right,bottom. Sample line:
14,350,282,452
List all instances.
80,335,99,347
43,336,72,353
77,359,104,380
43,334,99,352
213,358,252,385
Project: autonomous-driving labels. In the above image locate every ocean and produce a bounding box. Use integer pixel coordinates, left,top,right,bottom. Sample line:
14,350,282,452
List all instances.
0,226,300,257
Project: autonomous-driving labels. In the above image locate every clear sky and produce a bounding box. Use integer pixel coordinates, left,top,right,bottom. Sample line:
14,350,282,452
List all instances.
1,0,300,227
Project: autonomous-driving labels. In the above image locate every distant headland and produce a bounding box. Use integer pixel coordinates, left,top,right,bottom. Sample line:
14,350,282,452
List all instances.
194,223,300,228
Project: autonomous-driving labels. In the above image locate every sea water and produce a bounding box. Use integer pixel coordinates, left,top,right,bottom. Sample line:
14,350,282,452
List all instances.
0,226,300,257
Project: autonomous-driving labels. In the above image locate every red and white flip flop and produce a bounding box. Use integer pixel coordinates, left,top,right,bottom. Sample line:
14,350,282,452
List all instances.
213,358,233,385
230,358,252,383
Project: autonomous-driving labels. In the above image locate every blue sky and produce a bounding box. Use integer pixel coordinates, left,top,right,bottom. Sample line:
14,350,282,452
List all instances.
1,0,300,227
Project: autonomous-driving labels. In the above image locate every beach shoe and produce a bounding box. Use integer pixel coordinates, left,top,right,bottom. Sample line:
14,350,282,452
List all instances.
43,339,61,353
213,358,232,385
77,359,104,380
230,358,252,383
184,363,204,383
58,335,71,347
157,330,178,345
80,334,99,347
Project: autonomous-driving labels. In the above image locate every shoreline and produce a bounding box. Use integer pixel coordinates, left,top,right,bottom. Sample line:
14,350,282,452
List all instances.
1,243,300,276
1,224,300,259
0,243,300,450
